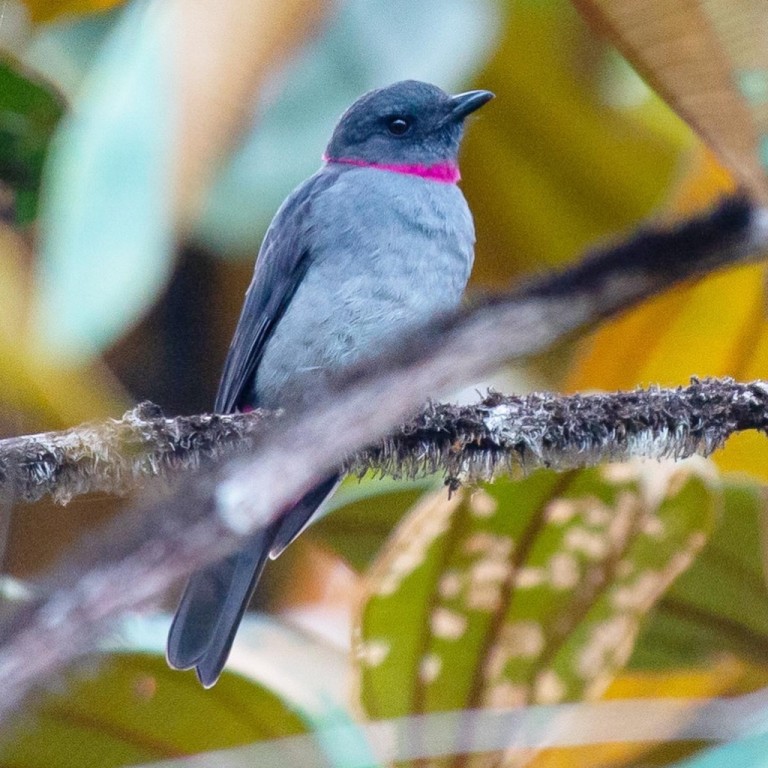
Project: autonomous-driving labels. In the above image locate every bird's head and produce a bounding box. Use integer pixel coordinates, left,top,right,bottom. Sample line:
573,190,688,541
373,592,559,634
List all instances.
324,80,493,172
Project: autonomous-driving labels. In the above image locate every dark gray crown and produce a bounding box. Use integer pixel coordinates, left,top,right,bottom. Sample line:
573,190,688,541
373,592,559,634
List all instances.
325,80,492,166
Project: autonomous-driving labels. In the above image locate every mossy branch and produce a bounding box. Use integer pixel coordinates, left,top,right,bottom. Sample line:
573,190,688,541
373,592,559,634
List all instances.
2,377,767,507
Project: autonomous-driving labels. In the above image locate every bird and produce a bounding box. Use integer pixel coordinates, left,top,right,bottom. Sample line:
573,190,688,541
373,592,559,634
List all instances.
166,79,494,687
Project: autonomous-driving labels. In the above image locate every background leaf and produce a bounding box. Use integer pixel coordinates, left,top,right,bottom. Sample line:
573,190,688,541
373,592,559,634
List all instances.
1,653,308,767
31,0,175,364
312,475,441,572
0,55,64,223
0,613,371,768
462,0,693,287
632,481,768,669
21,0,126,24
572,0,768,203
564,1,768,483
355,462,718,734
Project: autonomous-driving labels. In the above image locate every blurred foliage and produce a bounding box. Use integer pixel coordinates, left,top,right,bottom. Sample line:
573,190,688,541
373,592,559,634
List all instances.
571,0,768,205
313,475,440,571
463,0,693,286
563,0,768,482
5,469,763,768
20,0,124,24
0,55,63,223
632,481,768,669
0,607,361,768
1,0,768,765
0,222,126,430
32,0,176,364
1,653,308,766
566,255,768,478
524,660,768,767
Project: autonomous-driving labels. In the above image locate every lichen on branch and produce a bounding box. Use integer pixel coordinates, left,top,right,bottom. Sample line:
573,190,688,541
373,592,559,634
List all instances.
2,377,767,508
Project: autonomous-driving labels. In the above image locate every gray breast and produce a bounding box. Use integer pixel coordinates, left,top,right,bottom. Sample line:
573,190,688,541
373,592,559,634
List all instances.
255,167,475,409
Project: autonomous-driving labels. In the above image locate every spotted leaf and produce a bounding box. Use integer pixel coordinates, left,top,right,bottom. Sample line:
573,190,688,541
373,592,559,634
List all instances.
354,461,718,765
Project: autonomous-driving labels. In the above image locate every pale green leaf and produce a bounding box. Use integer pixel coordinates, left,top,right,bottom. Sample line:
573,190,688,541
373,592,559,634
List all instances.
356,462,718,732
31,0,175,363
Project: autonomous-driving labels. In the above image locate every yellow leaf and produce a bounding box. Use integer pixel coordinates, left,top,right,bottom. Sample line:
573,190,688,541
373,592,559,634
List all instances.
567,263,766,391
0,225,126,426
573,0,768,203
22,0,125,24
566,149,768,481
461,0,693,287
526,658,768,768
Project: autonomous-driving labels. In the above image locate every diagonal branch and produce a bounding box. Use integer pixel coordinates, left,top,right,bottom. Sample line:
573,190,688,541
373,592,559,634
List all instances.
0,195,765,725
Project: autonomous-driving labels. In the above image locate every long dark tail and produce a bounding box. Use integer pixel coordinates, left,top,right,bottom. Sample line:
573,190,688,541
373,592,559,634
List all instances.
166,475,338,687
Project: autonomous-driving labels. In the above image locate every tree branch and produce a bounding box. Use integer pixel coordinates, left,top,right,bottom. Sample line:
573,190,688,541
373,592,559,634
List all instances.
3,377,768,508
0,195,766,724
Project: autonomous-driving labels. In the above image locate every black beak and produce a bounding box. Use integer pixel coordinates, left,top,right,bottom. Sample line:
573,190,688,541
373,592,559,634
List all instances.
443,89,495,124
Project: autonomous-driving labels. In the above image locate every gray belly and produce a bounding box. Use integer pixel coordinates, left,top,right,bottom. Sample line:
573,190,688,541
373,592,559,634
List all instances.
254,168,475,409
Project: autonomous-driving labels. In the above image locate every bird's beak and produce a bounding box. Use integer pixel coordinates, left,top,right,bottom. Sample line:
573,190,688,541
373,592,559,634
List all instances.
443,89,495,124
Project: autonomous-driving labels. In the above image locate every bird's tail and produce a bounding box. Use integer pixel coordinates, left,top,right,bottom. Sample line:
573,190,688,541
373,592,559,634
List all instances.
166,475,338,687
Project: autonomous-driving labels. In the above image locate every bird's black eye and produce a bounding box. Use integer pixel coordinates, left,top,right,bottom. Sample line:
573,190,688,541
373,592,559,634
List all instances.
386,116,412,136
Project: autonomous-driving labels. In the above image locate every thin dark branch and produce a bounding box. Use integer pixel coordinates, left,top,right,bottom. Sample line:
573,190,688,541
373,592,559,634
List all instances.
0,195,765,724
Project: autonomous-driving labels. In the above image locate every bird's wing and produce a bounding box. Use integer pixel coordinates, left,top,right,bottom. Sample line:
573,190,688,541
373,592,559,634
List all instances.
169,170,343,686
214,169,339,414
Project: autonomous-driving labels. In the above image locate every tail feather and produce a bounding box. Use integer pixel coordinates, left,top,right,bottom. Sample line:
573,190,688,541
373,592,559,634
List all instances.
191,529,274,688
269,475,339,559
167,477,337,687
166,526,274,678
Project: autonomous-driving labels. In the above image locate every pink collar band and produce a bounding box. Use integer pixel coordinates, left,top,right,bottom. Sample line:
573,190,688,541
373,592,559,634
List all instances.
323,154,460,184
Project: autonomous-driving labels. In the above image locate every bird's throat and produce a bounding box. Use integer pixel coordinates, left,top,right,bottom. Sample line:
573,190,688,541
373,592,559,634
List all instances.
323,154,460,184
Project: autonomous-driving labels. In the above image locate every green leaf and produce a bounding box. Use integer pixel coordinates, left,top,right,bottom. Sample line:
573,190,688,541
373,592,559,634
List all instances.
1,653,307,766
0,614,376,768
0,55,64,223
355,462,718,728
632,480,768,668
313,474,441,571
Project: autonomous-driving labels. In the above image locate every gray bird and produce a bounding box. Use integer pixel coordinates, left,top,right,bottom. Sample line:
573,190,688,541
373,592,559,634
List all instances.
167,80,493,687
